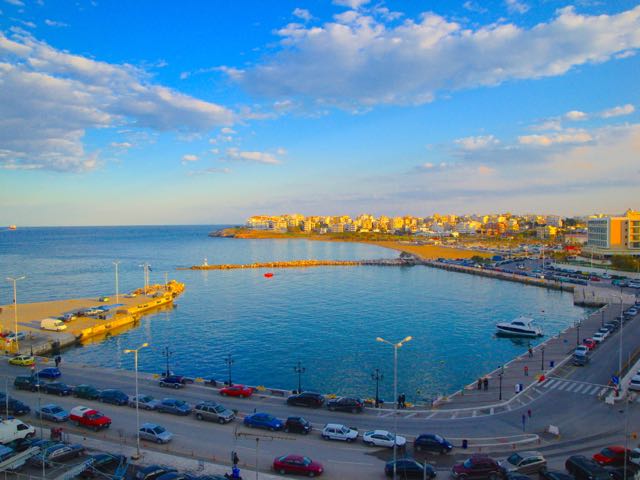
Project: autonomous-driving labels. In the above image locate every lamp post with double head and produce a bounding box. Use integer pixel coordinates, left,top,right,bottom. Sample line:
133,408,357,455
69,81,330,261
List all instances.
377,336,412,480
293,361,305,393
225,354,234,386
6,276,25,354
124,343,149,459
372,368,383,408
113,261,121,303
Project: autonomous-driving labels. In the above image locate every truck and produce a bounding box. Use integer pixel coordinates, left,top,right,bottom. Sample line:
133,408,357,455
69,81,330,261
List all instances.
0,419,35,444
69,406,111,431
40,318,67,331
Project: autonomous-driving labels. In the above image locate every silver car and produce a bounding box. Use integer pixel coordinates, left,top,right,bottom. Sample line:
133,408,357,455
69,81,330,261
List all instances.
35,403,69,422
139,423,172,444
193,401,235,424
129,394,161,410
499,451,547,474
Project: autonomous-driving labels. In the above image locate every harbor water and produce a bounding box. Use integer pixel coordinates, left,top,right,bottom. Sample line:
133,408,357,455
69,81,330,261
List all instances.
0,226,588,401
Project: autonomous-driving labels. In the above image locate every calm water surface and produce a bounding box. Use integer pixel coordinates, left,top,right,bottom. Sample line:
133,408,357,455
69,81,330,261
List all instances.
0,226,588,401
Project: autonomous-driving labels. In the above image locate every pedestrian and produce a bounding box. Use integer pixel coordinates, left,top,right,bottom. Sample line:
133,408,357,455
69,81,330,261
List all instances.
401,393,406,409
477,378,482,390
528,346,533,358
54,355,61,368
398,394,402,409
524,365,529,376
527,409,532,418
483,377,489,391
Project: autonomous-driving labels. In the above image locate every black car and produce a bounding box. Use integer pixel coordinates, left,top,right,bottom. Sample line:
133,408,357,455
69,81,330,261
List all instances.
604,465,640,480
284,416,312,434
286,392,325,408
506,474,531,480
80,453,127,478
565,456,610,480
159,376,185,389
539,471,574,480
5,437,33,452
385,458,436,478
136,465,178,480
414,433,454,453
3,398,30,415
98,389,129,406
326,396,364,413
73,384,101,400
14,376,43,392
43,382,73,396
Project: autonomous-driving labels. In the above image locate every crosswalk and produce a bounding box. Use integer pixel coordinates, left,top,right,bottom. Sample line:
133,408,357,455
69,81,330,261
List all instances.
541,377,611,397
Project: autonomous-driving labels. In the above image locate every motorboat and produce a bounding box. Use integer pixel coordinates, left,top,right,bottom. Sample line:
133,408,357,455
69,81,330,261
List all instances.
496,316,543,338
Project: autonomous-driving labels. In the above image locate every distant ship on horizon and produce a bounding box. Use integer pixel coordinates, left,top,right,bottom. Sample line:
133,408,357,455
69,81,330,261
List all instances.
8,225,17,230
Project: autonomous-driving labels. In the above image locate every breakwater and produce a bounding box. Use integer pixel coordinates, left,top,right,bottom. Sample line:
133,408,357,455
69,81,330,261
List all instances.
182,257,418,270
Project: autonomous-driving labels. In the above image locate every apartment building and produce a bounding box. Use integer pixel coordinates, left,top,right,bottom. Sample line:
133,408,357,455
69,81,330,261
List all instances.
586,210,640,257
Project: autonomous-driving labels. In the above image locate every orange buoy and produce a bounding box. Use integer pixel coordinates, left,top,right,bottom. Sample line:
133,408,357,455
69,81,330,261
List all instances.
264,272,274,278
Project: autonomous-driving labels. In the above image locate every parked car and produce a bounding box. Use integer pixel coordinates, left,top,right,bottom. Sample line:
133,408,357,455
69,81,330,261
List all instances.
363,430,406,448
135,465,178,480
414,433,453,453
156,398,191,416
272,454,324,477
574,346,589,356
80,453,127,478
44,382,73,396
98,389,129,406
582,339,597,350
9,355,35,366
326,396,364,413
139,423,173,444
69,406,111,431
0,418,35,444
284,416,311,435
565,455,611,480
219,385,253,398
73,384,101,400
321,423,358,442
193,401,235,424
628,375,640,392
1,398,30,416
604,465,640,480
14,375,43,392
6,332,26,342
539,470,575,480
385,458,436,478
593,446,635,466
38,368,61,379
286,392,325,408
129,394,161,410
35,403,69,422
592,332,606,344
243,413,284,431
452,455,503,480
499,452,547,474
596,328,610,339
31,443,85,467
159,376,186,389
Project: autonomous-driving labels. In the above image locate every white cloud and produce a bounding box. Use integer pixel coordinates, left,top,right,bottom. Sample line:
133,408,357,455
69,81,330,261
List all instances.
454,135,499,150
0,32,233,172
463,1,488,14
518,131,593,146
565,110,588,121
188,167,231,176
530,119,562,131
181,154,199,163
225,147,281,165
333,0,370,9
229,5,640,110
600,103,635,118
221,127,236,135
44,19,69,28
4,0,24,6
110,142,132,149
293,8,312,21
505,0,529,14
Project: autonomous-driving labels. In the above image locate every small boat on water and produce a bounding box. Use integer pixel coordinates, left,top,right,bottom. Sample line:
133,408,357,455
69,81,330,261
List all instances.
8,225,16,230
264,272,274,278
496,316,543,338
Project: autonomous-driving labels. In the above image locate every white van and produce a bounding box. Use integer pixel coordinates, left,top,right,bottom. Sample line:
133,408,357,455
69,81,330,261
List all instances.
0,419,35,444
40,318,67,331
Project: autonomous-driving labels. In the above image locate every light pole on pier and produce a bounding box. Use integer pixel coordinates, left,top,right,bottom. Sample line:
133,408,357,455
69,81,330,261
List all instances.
124,343,148,459
162,346,172,377
139,263,150,294
377,335,412,480
293,361,305,393
372,368,383,408
225,354,234,386
113,261,120,303
541,346,545,371
6,276,25,354
498,365,504,401
575,318,582,346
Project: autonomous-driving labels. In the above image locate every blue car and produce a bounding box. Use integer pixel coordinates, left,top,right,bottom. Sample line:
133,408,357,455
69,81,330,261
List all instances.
243,413,284,431
38,368,61,379
156,399,191,416
35,403,69,422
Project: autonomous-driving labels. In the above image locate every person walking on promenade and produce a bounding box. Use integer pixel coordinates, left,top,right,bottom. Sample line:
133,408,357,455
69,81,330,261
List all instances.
398,394,403,409
54,355,61,368
483,377,489,391
524,365,529,376
527,409,532,419
477,378,482,390
528,345,533,358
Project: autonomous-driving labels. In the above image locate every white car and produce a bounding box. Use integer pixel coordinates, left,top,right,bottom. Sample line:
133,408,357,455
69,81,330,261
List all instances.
574,346,589,356
363,430,406,448
626,308,638,316
321,423,358,442
628,375,640,392
596,328,610,339
592,332,606,343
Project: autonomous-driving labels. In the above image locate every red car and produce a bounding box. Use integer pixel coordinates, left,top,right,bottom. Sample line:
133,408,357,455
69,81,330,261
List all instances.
273,454,323,477
593,446,633,466
582,338,597,350
220,385,253,398
69,406,111,431
452,455,502,479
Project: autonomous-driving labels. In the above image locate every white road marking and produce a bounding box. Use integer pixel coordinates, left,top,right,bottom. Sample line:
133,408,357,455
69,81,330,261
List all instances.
543,379,557,389
565,383,579,392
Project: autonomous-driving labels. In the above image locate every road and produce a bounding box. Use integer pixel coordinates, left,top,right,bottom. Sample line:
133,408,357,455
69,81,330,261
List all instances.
0,308,638,479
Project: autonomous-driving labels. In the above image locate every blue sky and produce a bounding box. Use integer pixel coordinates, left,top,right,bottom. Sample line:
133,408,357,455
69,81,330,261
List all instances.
0,0,638,225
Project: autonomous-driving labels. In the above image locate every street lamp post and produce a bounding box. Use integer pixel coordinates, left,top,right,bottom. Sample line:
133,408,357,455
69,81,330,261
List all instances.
618,296,624,382
139,263,150,295
498,366,504,401
377,336,412,480
541,346,545,371
293,361,305,393
576,318,582,346
124,343,149,459
601,308,605,328
113,261,121,303
372,369,383,408
225,354,234,386
162,346,172,377
6,276,26,354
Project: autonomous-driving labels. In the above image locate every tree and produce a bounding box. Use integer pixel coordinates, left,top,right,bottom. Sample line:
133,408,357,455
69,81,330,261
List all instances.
610,255,640,272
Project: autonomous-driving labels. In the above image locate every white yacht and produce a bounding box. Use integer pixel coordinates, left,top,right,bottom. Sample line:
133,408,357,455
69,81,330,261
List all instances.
496,316,543,338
